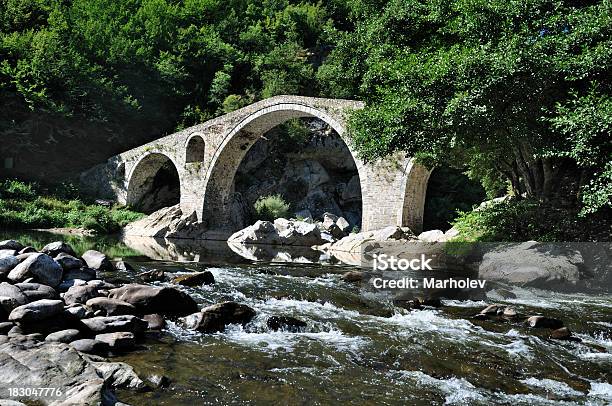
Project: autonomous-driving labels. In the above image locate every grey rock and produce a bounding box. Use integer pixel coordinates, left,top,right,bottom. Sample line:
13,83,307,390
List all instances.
18,246,37,254
341,271,364,283
0,339,114,404
95,332,135,350
45,329,80,343
114,260,135,272
65,304,89,319
7,253,63,287
0,240,24,251
81,250,114,272
58,278,88,292
143,313,165,330
418,229,447,242
8,299,64,323
0,249,17,258
64,284,102,305
54,253,84,271
267,316,307,332
41,241,77,257
81,315,147,335
63,267,96,282
86,297,136,316
91,360,146,390
15,282,59,301
336,216,350,233
479,242,583,287
0,322,14,334
108,283,198,316
147,374,171,389
0,282,28,312
70,338,109,355
172,271,215,287
137,269,166,282
181,301,256,333
527,315,564,329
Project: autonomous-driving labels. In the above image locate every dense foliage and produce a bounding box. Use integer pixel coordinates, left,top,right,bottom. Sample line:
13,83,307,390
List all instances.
320,0,611,218
0,180,144,233
1,0,610,240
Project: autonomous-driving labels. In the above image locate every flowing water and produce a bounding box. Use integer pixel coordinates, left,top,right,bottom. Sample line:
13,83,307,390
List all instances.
3,231,611,405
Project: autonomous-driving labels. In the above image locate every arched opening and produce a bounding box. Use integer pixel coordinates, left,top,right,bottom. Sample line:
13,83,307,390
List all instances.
185,135,205,163
233,118,362,229
422,167,486,231
400,161,431,234
202,106,365,232
126,153,180,214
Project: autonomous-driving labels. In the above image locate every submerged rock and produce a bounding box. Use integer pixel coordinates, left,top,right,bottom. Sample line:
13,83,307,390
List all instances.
172,271,215,286
527,315,564,329
266,316,307,332
181,301,256,333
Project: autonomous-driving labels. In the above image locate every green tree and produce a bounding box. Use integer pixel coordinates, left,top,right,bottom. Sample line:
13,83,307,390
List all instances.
320,0,612,215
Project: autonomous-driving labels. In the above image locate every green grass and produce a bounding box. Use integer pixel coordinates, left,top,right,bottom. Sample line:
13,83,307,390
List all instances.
0,179,144,235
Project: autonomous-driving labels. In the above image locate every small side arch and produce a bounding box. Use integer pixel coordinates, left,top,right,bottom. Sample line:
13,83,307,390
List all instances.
399,160,432,234
185,134,205,164
126,152,181,213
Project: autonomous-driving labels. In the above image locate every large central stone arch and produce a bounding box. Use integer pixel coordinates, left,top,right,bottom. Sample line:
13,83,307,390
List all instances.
91,96,432,238
201,102,368,230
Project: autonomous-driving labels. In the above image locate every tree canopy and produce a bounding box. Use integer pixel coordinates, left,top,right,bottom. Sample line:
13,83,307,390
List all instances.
1,0,610,220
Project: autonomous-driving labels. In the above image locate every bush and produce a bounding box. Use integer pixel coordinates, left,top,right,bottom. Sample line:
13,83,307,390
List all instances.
254,194,290,221
452,198,611,242
0,180,38,200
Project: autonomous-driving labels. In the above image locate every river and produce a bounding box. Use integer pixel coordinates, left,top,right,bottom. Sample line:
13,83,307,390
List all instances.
3,231,611,405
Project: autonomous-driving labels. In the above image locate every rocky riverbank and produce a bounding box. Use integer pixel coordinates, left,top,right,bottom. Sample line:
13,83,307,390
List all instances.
0,235,610,404
0,238,263,405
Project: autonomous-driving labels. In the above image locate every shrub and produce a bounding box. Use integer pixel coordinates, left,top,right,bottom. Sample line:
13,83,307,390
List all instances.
0,180,38,200
452,198,611,242
254,194,290,221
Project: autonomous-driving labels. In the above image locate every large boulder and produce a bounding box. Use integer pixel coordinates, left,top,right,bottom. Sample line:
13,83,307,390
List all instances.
478,242,584,287
0,240,24,251
81,315,148,335
15,282,59,301
8,299,64,323
54,253,84,271
0,255,19,277
108,284,198,315
181,301,256,333
325,226,416,254
0,338,117,404
41,241,77,258
64,285,103,305
81,250,114,272
7,253,63,287
86,297,136,316
45,329,81,343
63,267,97,282
0,282,28,313
228,220,282,245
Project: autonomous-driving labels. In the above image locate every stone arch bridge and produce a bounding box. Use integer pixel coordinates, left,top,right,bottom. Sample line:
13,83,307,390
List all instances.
83,96,431,237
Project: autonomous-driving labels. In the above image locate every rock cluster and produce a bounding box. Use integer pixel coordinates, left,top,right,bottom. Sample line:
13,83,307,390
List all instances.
0,238,254,405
